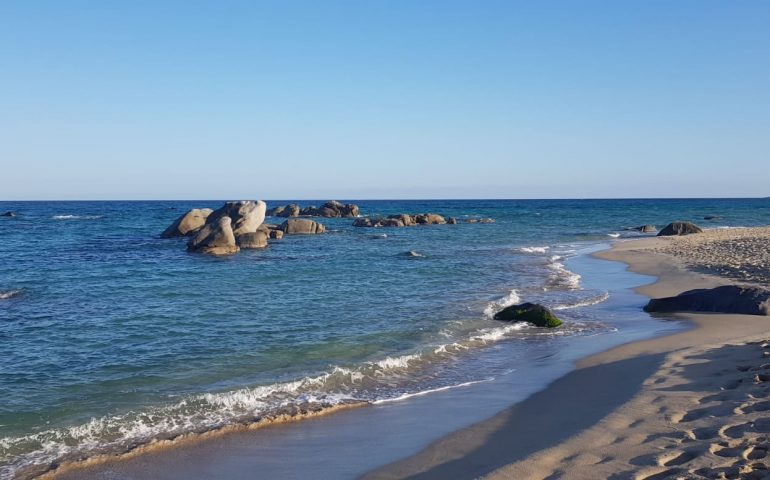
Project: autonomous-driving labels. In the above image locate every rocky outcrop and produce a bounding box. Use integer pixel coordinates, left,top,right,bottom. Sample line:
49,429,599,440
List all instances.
1,211,16,217
236,230,268,249
206,201,266,237
269,201,359,218
493,302,563,328
353,213,446,228
187,216,240,255
448,217,458,225
644,286,770,316
160,208,213,238
267,204,301,217
280,219,326,235
657,221,703,236
466,218,495,224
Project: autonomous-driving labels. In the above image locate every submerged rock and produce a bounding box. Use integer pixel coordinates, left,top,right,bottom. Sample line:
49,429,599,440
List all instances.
703,215,721,220
187,216,240,255
353,213,446,227
280,219,326,235
644,286,770,316
657,221,703,236
1,211,16,217
160,208,213,238
493,302,563,328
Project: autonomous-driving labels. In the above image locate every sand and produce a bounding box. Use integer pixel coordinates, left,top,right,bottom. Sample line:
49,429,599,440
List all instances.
364,228,770,479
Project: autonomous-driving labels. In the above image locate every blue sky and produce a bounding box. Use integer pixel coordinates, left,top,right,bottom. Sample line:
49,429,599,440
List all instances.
1,1,768,199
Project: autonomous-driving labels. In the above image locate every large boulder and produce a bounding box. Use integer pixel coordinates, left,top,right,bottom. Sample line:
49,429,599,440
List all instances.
280,219,326,235
644,286,770,316
493,302,563,328
657,221,703,236
207,201,266,237
388,214,415,226
353,218,375,227
187,216,240,255
160,208,213,238
236,230,268,249
268,204,301,217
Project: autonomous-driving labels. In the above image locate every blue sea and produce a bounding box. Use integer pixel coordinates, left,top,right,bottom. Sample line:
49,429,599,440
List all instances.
1,199,768,479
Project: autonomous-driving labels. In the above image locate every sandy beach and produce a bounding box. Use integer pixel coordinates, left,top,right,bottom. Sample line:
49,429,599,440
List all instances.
365,227,770,479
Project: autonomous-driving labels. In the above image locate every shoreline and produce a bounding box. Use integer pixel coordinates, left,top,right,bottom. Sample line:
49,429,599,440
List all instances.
41,229,770,479
364,234,770,479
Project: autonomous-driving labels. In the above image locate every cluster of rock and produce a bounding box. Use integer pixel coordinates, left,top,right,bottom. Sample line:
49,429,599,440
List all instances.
353,213,455,228
161,201,326,255
267,201,359,218
657,221,703,236
644,286,770,316
493,302,563,328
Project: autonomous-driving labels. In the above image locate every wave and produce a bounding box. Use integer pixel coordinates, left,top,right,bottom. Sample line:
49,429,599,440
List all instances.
0,289,23,300
551,292,610,310
482,289,520,318
518,246,549,254
546,258,581,290
0,307,609,478
51,215,103,220
372,378,493,404
607,232,620,238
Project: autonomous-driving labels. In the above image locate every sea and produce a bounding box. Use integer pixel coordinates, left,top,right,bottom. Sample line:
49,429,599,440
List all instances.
1,198,768,479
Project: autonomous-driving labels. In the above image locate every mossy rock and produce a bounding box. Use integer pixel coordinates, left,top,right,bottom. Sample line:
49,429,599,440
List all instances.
493,302,562,328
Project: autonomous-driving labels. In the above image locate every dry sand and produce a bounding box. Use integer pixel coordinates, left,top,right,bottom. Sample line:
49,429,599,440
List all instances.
364,228,770,480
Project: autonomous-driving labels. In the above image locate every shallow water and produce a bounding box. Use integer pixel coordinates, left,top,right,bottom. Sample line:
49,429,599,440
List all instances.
0,198,768,478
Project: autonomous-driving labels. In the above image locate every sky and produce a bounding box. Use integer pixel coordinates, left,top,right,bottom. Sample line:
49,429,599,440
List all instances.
1,1,768,200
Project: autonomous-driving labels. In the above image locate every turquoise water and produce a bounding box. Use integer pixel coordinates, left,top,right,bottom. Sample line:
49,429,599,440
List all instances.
1,199,768,478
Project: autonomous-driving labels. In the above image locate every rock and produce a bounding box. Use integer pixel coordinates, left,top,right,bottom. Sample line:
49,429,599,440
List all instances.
187,216,240,255
448,217,458,225
704,215,721,220
657,221,703,236
268,204,300,217
388,214,415,226
353,217,374,227
479,218,495,224
160,208,213,238
296,201,360,218
280,219,326,235
269,229,284,240
236,230,268,249
644,286,770,316
493,302,563,328
634,225,657,233
466,219,479,224
414,214,446,225
207,201,266,237
1,211,16,217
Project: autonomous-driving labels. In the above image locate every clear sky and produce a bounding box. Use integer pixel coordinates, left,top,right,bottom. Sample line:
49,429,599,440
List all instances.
1,1,768,200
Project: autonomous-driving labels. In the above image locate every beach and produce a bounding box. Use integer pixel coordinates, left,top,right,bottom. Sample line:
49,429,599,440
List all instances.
365,228,770,479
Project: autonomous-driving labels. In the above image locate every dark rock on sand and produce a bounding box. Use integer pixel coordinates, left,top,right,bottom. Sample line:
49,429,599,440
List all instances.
160,208,213,238
644,286,770,316
635,225,657,233
187,216,240,255
657,221,703,236
493,302,563,328
279,219,326,235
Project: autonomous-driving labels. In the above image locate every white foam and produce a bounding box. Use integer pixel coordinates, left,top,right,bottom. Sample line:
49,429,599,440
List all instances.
607,233,621,238
546,260,581,290
483,289,520,318
372,379,493,404
470,322,530,342
518,246,550,254
0,289,22,299
551,292,610,310
51,215,103,220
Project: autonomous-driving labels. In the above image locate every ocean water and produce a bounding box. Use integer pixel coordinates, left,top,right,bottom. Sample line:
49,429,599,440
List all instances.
0,198,768,479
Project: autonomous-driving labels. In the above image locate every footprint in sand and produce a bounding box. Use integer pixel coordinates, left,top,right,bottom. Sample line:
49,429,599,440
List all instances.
738,401,770,414
745,446,769,460
634,467,684,480
722,419,770,439
710,442,744,458
657,450,697,467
